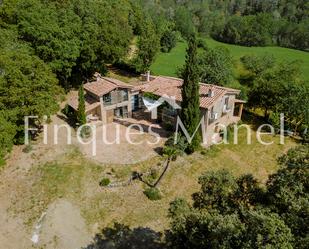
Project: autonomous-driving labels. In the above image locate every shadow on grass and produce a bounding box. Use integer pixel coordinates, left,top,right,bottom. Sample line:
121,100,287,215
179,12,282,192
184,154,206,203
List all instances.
241,110,303,144
241,110,267,131
82,223,166,249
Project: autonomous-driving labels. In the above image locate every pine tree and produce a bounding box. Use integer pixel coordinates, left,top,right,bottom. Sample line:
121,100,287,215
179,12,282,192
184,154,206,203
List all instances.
181,35,201,153
77,85,86,126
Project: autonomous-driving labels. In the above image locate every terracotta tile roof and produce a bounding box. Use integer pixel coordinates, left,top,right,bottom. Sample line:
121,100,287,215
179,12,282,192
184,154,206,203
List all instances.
84,77,132,97
134,76,240,109
68,92,101,112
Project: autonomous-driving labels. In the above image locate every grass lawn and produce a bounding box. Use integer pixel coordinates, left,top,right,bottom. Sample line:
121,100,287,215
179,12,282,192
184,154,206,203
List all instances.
11,126,296,232
151,38,309,81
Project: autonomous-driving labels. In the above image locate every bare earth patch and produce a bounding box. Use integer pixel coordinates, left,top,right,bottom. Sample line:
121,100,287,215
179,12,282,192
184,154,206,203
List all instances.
38,199,91,249
78,119,168,165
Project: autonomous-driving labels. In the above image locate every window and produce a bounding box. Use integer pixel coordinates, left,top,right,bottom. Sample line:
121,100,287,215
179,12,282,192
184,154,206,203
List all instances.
225,97,229,106
103,93,111,105
121,89,128,101
223,97,230,113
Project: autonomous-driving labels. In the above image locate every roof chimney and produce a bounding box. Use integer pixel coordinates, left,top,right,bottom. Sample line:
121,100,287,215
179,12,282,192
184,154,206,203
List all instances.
146,70,150,82
208,88,214,97
94,72,101,81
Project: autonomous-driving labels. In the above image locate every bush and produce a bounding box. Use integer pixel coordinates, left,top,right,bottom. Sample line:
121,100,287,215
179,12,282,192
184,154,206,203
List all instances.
99,178,111,187
149,168,159,180
160,30,177,53
197,38,208,50
144,187,162,201
163,133,187,160
79,126,92,138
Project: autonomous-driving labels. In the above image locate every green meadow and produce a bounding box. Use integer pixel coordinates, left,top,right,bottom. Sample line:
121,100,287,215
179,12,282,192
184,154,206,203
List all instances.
151,38,309,81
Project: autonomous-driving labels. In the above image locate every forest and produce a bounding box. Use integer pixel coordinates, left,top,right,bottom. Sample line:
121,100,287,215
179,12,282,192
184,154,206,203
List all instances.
140,0,309,50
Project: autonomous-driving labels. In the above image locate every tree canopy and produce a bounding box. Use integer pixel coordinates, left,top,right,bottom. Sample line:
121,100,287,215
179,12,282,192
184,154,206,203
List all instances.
169,145,309,249
180,35,201,153
139,0,309,51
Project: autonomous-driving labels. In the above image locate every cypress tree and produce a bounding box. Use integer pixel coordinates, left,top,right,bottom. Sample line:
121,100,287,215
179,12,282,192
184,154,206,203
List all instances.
181,35,201,153
77,85,86,126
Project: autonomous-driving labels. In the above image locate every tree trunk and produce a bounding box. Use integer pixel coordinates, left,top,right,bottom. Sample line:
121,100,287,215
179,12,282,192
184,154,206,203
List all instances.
137,158,171,188
153,157,171,188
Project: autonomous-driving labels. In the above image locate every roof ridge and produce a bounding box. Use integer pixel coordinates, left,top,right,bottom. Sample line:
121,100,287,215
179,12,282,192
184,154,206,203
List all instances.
158,75,183,81
102,77,133,88
102,77,122,86
158,76,234,91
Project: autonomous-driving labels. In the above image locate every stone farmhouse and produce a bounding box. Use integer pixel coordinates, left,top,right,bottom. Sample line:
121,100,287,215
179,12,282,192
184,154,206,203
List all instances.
68,72,245,143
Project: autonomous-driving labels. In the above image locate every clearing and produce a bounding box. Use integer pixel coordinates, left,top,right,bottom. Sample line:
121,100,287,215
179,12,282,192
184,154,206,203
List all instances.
151,38,309,81
0,114,297,248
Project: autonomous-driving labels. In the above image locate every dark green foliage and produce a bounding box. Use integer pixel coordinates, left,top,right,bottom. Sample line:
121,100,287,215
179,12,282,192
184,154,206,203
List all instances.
267,145,309,249
174,6,195,40
198,47,233,86
241,54,276,77
214,14,275,47
277,144,309,167
0,0,134,88
245,57,309,136
233,174,265,209
77,85,86,126
71,0,133,83
163,133,187,161
134,18,160,73
0,26,60,160
0,111,16,165
160,30,177,53
99,178,110,187
192,170,238,212
169,146,308,248
0,0,138,164
241,209,293,249
180,35,201,153
169,210,245,249
168,198,190,218
196,38,208,50
0,39,61,144
277,18,309,51
247,59,307,123
143,187,162,201
140,0,308,51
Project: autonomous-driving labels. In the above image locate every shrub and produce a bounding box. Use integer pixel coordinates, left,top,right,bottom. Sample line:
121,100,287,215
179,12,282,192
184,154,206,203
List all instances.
197,38,208,50
149,168,159,180
79,126,92,138
99,178,110,187
161,30,177,53
144,187,162,201
163,133,187,160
